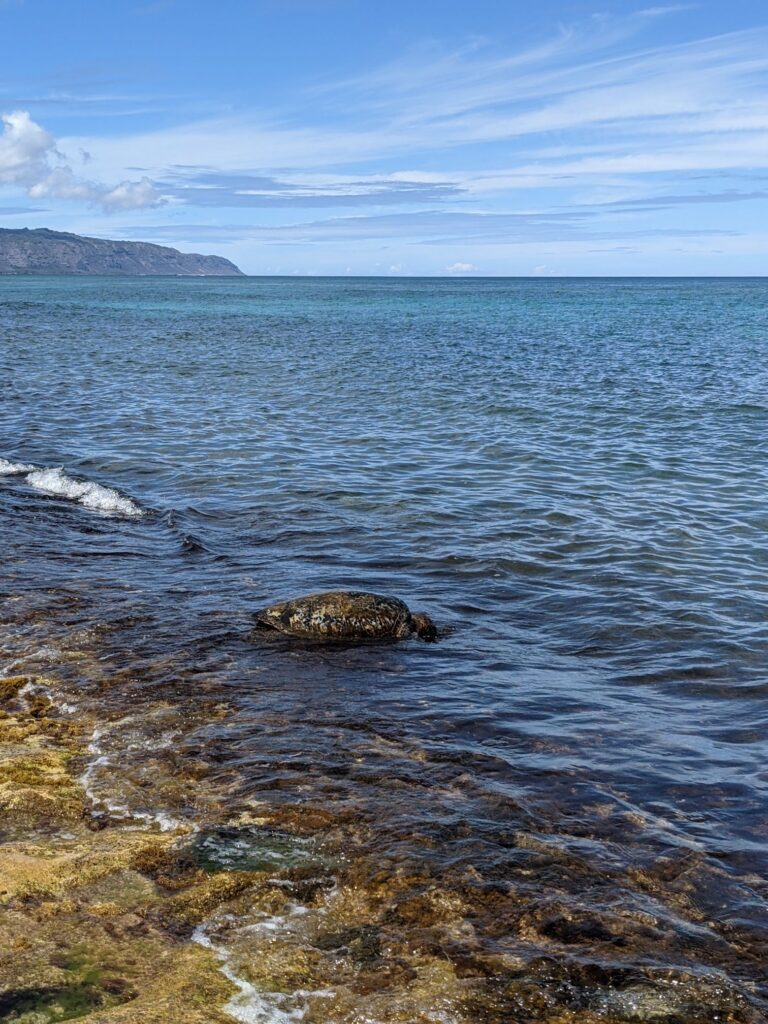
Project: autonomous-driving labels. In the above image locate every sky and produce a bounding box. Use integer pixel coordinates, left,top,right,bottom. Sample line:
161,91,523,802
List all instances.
0,0,766,275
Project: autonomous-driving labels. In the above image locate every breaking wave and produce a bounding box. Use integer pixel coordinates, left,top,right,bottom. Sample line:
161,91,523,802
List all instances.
0,458,143,518
0,458,35,475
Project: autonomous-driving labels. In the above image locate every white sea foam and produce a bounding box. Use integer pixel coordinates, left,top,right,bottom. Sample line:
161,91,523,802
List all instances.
126,807,189,833
0,458,36,475
78,727,107,799
1,647,61,675
2,455,143,518
193,925,312,1024
30,684,78,715
25,466,143,518
79,724,187,832
243,904,310,937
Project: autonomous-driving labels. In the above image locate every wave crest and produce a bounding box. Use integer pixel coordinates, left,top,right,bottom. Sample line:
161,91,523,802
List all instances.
1,458,143,518
0,459,36,475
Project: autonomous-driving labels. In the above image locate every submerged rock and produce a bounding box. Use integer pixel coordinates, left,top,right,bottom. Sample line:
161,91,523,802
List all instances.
184,825,327,874
253,590,438,641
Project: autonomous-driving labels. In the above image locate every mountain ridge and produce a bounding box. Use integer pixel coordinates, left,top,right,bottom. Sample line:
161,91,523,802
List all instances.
0,227,244,276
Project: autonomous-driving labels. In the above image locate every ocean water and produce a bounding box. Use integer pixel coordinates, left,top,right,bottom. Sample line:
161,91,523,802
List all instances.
1,275,767,1022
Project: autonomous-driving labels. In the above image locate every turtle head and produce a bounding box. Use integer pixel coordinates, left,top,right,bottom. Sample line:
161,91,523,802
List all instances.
253,604,284,631
411,612,438,641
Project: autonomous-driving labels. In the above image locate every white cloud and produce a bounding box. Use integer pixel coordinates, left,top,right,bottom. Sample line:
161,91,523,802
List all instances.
28,166,100,202
0,109,164,211
0,110,54,185
446,262,477,274
101,177,162,210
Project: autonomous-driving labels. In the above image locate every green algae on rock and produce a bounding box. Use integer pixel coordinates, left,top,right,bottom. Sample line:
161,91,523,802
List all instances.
0,678,237,1024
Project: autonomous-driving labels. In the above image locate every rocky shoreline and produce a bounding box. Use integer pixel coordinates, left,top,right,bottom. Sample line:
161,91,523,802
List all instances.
1,596,764,1023
0,670,472,1024
0,674,241,1023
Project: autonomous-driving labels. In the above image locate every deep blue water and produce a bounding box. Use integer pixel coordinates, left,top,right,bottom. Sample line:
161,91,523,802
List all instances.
1,276,767,1020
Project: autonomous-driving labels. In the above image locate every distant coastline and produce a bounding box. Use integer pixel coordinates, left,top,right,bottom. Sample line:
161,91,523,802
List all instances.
0,227,243,277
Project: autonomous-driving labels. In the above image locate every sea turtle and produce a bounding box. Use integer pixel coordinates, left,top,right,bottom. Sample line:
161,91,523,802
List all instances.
253,590,437,642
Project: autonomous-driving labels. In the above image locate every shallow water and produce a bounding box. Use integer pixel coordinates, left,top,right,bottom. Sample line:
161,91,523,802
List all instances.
1,276,767,1021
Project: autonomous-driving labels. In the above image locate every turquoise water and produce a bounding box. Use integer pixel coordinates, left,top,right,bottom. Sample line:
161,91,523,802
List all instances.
2,276,767,1020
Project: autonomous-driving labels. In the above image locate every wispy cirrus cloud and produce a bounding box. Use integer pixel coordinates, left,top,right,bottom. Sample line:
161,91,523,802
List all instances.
637,5,698,17
118,210,735,248
0,204,46,214
305,22,768,148
55,17,768,211
585,188,768,209
158,169,463,207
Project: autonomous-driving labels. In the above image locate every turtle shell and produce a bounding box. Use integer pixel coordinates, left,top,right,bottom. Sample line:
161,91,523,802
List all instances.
254,590,414,640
